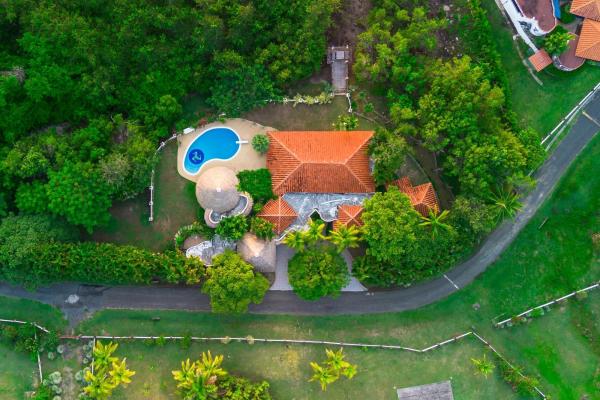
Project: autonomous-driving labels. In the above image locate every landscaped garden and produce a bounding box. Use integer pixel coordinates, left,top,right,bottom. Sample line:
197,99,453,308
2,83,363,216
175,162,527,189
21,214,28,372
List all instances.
1,0,600,398
1,132,598,398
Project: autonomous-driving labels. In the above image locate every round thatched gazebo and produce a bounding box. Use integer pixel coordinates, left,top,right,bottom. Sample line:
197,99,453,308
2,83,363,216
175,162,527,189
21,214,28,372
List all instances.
195,166,240,213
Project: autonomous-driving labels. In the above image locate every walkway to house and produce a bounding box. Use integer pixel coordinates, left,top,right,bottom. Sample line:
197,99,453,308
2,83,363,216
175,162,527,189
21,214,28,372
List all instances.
327,46,350,94
270,245,367,292
1,92,599,323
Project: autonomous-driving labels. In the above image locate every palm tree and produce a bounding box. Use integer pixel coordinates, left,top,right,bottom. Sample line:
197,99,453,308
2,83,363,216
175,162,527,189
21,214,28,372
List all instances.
283,230,306,252
172,352,226,400
471,354,495,379
304,219,326,245
309,362,338,391
489,187,522,221
325,348,357,379
328,225,361,253
109,359,135,386
419,209,452,238
93,341,118,370
84,370,116,400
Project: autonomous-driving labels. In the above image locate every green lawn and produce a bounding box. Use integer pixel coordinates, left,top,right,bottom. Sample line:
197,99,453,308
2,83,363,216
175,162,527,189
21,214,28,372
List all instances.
73,133,600,398
482,0,600,135
91,141,201,251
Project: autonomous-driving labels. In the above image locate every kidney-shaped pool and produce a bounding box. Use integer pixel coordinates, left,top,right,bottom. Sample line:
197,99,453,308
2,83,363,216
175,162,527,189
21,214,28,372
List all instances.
183,127,241,175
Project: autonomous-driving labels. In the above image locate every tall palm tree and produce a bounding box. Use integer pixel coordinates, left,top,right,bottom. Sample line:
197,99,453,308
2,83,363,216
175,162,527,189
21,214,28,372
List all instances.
489,187,522,221
471,354,495,379
309,362,338,391
283,230,306,252
328,225,361,253
419,209,452,238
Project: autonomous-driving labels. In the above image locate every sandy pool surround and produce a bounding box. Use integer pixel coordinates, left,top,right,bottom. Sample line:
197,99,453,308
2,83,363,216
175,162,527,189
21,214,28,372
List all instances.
177,118,274,182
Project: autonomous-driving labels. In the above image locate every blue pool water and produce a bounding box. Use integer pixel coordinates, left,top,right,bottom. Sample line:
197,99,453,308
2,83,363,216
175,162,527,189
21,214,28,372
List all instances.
183,127,241,175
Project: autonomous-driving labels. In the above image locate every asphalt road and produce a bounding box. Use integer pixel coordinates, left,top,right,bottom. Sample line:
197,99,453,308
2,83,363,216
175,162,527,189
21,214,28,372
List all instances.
1,92,599,324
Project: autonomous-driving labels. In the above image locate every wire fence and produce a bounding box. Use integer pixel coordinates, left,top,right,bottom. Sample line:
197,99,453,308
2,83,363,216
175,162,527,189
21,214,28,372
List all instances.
148,132,179,222
494,282,599,327
541,81,600,151
0,318,549,398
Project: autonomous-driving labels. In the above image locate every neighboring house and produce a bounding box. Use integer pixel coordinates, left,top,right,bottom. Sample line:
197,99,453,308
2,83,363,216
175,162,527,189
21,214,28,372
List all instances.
514,0,558,35
575,18,600,61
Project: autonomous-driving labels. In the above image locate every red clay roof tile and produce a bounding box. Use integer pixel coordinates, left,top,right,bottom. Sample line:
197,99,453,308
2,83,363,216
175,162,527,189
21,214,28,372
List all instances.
570,0,600,20
576,19,600,61
528,49,553,72
266,131,375,195
389,177,440,217
257,197,297,234
333,204,364,230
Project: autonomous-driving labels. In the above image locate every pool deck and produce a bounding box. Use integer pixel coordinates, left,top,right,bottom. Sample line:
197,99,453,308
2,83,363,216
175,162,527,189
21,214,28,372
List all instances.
177,118,274,182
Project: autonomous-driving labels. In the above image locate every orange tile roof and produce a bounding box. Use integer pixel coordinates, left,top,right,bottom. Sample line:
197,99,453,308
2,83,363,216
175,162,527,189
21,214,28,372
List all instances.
333,204,364,230
266,131,375,195
570,0,600,20
389,177,439,217
528,49,553,72
576,19,600,61
257,197,297,234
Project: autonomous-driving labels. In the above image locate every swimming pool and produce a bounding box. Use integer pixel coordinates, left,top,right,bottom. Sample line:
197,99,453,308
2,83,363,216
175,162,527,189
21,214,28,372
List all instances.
183,127,241,175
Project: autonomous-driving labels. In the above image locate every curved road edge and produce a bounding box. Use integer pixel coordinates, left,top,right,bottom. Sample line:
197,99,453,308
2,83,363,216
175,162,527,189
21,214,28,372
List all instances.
1,93,600,322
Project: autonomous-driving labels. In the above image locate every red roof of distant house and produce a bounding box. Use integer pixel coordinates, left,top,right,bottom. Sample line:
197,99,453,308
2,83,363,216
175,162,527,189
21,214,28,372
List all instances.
576,19,600,61
528,49,553,72
570,0,600,20
333,204,364,230
257,197,297,234
389,177,439,217
515,0,557,32
558,34,586,70
266,131,375,195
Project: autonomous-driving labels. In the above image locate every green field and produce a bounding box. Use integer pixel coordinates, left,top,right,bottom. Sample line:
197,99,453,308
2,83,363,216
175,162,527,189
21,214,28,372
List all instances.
482,0,600,135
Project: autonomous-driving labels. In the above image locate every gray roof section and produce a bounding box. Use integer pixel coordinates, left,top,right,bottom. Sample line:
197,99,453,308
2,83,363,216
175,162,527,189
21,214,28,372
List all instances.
397,381,454,400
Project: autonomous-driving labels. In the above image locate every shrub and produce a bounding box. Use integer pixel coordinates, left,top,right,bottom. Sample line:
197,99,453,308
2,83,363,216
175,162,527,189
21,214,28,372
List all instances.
544,26,574,56
251,134,270,154
15,182,49,214
202,251,270,313
332,114,359,131
216,215,249,241
174,221,213,249
288,245,349,300
250,217,275,240
237,169,276,205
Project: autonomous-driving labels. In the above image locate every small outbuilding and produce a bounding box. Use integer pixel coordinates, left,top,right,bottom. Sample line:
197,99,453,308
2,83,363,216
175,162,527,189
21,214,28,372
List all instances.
195,166,240,213
396,381,454,400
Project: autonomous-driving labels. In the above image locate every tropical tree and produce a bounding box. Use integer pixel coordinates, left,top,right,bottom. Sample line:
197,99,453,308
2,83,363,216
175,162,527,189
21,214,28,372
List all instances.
332,114,359,131
544,26,575,55
283,230,306,252
288,246,350,300
488,187,522,221
304,219,326,246
325,348,357,379
172,351,227,400
309,348,357,391
84,341,135,400
215,215,249,241
328,225,362,253
251,134,270,154
471,354,495,379
419,209,452,238
201,251,270,313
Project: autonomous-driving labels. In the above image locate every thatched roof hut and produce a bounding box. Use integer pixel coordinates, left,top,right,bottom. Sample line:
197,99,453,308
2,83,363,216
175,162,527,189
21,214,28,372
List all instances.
195,166,240,213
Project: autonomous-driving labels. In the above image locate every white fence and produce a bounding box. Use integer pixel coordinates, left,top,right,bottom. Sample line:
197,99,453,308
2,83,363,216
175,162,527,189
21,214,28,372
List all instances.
148,133,179,222
541,82,600,151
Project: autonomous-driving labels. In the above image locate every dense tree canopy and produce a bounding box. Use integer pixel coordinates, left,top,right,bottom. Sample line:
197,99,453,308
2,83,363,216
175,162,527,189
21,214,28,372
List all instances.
0,0,340,231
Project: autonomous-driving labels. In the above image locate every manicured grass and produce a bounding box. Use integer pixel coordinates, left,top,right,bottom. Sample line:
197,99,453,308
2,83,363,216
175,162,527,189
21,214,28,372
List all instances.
482,0,600,135
76,134,600,398
91,142,200,251
0,342,37,399
0,296,66,332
